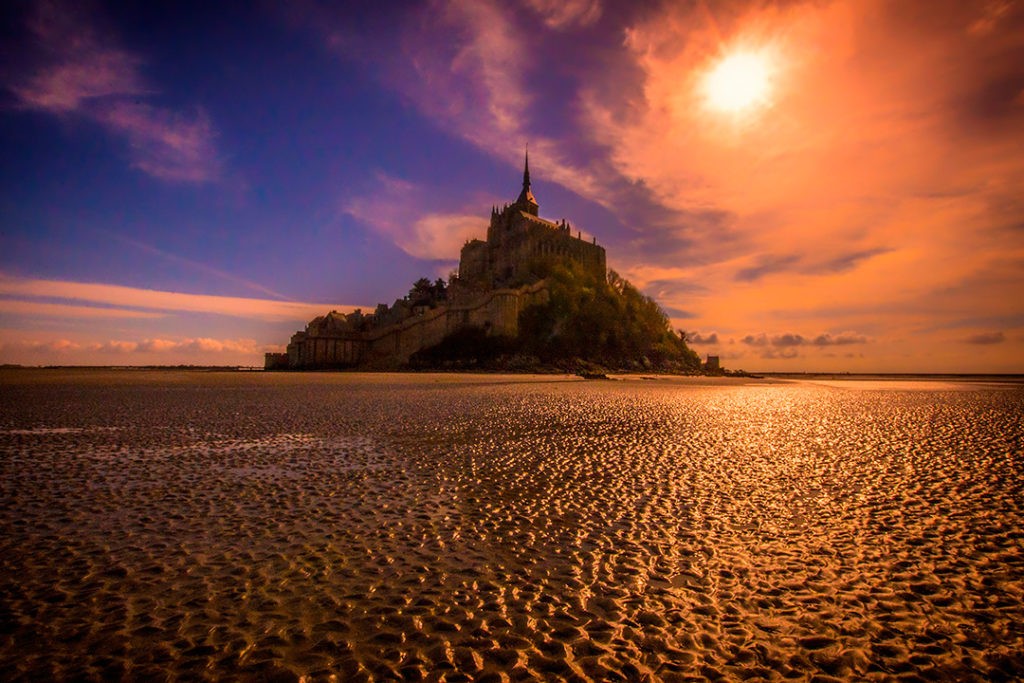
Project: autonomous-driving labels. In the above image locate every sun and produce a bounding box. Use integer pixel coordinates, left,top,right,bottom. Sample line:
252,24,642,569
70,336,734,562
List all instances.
703,52,772,112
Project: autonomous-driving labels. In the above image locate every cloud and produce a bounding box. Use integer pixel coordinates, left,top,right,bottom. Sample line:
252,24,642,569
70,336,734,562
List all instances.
92,340,137,354
812,332,869,346
740,334,769,347
759,347,800,360
734,254,801,282
10,48,146,111
523,0,602,29
733,248,891,282
2,339,84,354
685,331,719,345
963,331,1005,345
579,4,1024,265
8,1,221,183
105,232,289,300
95,102,221,183
772,333,805,347
0,274,364,323
661,307,697,319
2,336,266,359
741,331,869,348
811,248,892,275
0,299,165,319
308,0,639,221
342,172,486,260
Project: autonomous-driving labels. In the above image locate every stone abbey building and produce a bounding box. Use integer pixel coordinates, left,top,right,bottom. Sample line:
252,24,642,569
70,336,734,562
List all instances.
265,153,606,369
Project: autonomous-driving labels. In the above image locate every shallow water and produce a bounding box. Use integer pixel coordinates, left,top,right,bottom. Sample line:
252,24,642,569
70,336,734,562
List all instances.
1,370,1022,681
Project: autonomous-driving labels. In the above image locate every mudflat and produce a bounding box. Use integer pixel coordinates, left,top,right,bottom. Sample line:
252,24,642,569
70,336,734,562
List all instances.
1,370,1022,680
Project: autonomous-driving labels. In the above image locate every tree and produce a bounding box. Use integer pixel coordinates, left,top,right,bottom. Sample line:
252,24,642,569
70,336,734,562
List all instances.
408,277,447,307
517,261,701,371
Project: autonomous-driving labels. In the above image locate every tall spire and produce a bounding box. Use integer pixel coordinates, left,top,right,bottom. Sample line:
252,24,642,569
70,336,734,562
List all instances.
523,145,531,189
515,144,539,215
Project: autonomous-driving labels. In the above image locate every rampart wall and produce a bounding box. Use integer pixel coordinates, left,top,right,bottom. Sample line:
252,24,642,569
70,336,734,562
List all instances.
362,280,549,367
274,280,549,369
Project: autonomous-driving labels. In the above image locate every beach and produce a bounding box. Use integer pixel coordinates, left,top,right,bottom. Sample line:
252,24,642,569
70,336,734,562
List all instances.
1,369,1022,680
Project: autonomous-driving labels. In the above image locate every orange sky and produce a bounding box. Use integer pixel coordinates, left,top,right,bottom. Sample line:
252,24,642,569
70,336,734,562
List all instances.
2,0,1022,371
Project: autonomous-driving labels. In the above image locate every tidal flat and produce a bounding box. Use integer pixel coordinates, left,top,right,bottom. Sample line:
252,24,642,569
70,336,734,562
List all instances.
1,369,1022,681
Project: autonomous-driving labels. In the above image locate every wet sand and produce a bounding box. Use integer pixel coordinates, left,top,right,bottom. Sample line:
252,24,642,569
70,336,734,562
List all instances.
1,369,1022,680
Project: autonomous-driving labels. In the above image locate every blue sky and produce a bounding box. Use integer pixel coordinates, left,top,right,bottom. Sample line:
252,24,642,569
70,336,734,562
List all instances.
2,0,1023,371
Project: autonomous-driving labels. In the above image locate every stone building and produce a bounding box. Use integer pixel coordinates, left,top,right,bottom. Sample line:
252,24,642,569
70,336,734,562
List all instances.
266,152,606,370
458,151,606,289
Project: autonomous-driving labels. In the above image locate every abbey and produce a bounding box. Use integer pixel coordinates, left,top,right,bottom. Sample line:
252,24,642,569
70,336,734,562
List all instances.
265,152,606,370
458,153,605,289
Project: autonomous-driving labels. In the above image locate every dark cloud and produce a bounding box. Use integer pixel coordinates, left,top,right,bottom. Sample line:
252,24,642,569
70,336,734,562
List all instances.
812,332,868,346
662,307,697,319
623,205,738,267
759,347,800,360
646,278,708,297
961,73,1024,129
734,254,800,282
963,331,1005,345
773,333,805,347
741,331,869,348
811,248,891,275
735,248,889,283
685,331,719,345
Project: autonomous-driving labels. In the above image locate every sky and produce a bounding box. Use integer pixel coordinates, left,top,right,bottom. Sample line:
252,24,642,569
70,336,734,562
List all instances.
1,0,1022,372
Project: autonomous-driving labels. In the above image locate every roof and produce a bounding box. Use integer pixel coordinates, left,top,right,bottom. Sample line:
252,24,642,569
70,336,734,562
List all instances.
519,211,560,229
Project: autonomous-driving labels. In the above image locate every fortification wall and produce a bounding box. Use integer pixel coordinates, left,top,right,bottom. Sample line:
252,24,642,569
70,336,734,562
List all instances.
360,280,549,368
274,278,551,369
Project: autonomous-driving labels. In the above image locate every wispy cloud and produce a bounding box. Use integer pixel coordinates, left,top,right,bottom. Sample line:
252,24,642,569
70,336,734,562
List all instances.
96,102,220,183
1,335,268,362
8,1,221,183
734,254,800,283
106,232,291,300
523,0,602,30
963,331,1005,345
310,0,620,210
0,299,165,320
342,172,486,261
0,274,363,323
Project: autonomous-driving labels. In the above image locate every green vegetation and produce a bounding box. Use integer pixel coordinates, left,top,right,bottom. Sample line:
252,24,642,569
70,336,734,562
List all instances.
409,261,702,373
407,277,448,307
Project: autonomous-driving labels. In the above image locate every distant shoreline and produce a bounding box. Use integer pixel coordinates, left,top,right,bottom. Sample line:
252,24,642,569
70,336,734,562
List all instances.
1,365,1022,382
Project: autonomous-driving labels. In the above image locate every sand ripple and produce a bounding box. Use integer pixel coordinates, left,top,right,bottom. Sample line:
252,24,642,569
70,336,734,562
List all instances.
1,371,1022,680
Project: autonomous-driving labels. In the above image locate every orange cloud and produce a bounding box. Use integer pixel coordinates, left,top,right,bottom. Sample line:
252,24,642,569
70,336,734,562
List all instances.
0,300,165,319
0,335,268,365
342,173,486,261
0,274,364,322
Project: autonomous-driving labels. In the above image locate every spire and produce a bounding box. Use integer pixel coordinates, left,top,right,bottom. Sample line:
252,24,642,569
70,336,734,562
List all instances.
523,145,531,189
515,144,539,215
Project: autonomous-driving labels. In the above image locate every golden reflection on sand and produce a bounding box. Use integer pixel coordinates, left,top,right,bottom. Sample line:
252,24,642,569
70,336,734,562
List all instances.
1,370,1022,679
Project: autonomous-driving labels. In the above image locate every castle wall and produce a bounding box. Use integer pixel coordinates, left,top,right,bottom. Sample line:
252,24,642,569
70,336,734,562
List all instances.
278,280,550,369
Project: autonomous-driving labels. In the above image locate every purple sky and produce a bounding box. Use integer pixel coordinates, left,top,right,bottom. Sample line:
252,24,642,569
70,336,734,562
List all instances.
2,0,1023,371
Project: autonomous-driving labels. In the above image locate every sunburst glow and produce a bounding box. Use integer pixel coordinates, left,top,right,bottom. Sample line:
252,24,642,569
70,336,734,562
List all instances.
704,52,772,112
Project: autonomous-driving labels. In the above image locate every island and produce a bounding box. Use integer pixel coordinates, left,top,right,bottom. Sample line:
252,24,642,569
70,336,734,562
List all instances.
266,152,702,374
